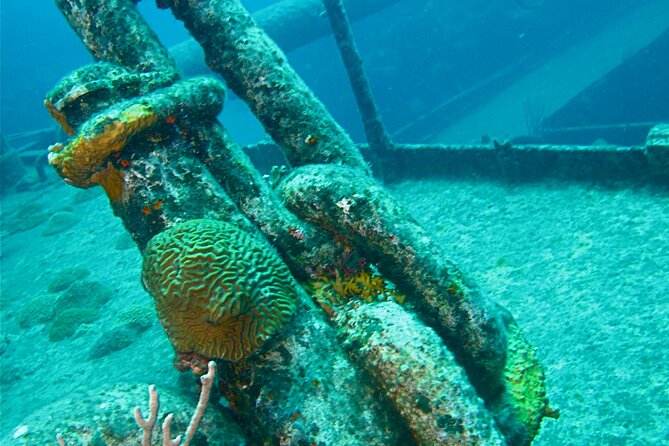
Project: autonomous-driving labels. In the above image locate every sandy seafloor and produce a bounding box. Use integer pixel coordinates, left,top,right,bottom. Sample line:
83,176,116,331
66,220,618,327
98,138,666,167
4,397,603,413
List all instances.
1,171,668,445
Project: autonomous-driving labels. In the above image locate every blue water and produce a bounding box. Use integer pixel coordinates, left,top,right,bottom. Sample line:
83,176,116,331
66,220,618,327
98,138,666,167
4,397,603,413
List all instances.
1,1,668,445
2,0,667,142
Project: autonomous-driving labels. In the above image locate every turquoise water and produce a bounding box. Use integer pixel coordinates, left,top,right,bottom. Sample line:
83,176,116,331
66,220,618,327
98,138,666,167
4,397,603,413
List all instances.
1,1,668,445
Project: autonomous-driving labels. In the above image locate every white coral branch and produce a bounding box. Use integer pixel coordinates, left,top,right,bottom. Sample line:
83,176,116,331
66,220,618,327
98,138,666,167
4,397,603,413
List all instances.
56,361,217,446
181,360,216,446
134,384,159,446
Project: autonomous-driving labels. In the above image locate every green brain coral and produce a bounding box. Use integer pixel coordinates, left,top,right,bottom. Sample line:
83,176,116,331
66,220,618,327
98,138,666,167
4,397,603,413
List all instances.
141,219,298,361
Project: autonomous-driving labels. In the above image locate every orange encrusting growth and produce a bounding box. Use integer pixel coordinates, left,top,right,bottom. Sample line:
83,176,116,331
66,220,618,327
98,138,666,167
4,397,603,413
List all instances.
90,161,125,202
48,103,158,188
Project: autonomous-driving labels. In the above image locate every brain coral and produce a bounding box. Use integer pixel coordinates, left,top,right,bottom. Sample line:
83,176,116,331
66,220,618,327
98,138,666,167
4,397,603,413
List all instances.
142,219,297,361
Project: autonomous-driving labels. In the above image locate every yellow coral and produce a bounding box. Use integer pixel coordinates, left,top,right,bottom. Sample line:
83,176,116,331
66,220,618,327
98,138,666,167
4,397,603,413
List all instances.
354,271,386,302
311,279,343,316
340,272,363,297
309,266,405,312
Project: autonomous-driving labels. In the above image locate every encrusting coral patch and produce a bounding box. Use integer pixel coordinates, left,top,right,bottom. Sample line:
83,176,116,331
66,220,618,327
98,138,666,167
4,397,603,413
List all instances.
47,103,159,190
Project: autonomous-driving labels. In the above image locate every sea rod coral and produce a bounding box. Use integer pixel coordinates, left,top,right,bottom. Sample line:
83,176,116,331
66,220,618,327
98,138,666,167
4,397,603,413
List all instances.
56,362,217,446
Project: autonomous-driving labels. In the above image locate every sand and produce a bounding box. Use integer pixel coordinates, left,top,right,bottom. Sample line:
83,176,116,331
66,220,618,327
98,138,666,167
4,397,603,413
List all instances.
388,178,669,445
1,174,667,444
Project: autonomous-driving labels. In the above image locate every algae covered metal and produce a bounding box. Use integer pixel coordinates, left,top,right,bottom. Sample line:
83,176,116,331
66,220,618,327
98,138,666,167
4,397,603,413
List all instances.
44,0,555,444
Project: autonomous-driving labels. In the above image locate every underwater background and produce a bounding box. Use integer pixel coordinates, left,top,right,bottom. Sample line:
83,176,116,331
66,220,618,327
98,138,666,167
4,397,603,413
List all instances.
1,0,668,444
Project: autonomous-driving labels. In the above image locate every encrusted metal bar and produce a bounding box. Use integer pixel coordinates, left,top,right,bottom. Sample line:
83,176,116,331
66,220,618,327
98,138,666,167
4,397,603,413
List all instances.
279,164,509,393
55,0,178,90
336,300,506,444
48,2,401,444
165,0,371,173
279,164,550,444
45,63,245,249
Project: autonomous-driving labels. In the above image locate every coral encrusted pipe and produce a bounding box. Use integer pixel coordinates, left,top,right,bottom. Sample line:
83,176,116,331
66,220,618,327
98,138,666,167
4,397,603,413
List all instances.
164,0,371,173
